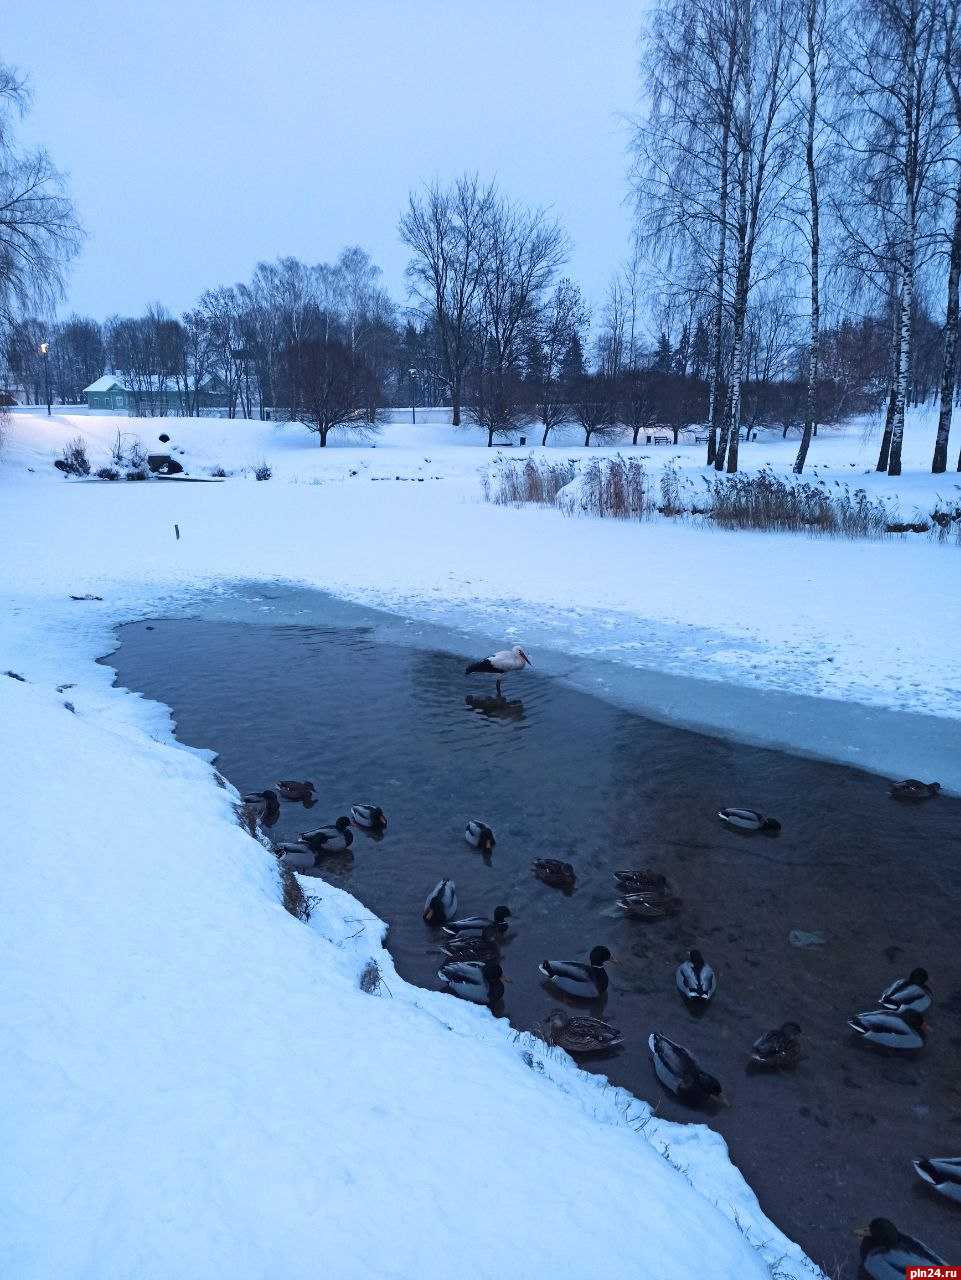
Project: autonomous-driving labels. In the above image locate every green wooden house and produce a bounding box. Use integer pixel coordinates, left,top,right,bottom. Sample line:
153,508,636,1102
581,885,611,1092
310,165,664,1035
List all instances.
83,375,230,415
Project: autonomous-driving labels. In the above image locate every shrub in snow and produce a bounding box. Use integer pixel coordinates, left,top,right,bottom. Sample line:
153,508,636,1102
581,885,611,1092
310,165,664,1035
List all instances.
55,437,91,477
125,469,148,482
359,958,385,995
210,466,228,478
703,468,888,538
125,438,148,471
484,455,578,507
253,461,272,481
95,467,120,481
580,456,653,520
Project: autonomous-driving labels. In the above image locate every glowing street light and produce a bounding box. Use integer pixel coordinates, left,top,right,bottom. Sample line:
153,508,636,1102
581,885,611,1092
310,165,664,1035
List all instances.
38,342,51,416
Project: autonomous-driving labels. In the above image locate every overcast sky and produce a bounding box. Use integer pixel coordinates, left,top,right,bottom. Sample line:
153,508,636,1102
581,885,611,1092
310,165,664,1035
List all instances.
6,1,644,322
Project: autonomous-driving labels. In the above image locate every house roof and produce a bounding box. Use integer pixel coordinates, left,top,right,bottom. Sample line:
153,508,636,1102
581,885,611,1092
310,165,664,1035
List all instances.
83,376,127,393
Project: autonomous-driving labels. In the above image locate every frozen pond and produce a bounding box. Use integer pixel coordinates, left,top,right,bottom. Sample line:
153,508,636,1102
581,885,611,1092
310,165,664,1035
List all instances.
105,592,961,1277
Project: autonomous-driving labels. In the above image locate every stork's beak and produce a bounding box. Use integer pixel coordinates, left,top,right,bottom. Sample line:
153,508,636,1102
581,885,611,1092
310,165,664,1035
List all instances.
609,957,621,965
853,1228,871,1239
501,975,512,983
525,655,533,666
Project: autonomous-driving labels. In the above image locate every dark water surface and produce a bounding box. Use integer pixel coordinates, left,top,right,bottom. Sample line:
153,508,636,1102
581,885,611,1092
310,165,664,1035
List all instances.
106,616,961,1276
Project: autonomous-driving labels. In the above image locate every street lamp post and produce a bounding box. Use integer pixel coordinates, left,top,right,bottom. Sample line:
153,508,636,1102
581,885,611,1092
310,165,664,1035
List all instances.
409,368,418,424
39,342,51,416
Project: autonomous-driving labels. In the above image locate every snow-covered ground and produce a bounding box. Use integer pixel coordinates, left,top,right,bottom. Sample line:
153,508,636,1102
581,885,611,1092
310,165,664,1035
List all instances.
2,406,957,1279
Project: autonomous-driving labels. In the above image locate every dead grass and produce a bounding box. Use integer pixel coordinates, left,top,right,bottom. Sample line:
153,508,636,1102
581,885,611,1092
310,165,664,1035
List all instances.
278,863,309,921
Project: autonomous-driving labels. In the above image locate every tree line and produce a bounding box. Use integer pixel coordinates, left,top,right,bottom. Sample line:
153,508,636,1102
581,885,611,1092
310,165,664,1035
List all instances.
2,40,959,466
633,0,961,474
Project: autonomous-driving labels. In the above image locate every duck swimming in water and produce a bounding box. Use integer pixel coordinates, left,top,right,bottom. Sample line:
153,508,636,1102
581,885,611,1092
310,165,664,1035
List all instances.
854,1218,946,1279
618,891,682,919
300,816,353,854
276,780,315,802
676,950,716,1002
848,1007,927,1050
532,858,577,888
442,905,511,937
440,935,501,964
465,645,532,697
436,960,506,1005
718,807,781,833
648,1032,725,1105
543,1009,623,1055
539,946,617,999
350,804,388,830
465,820,496,851
749,1022,802,1068
889,778,940,802
423,879,458,925
912,1156,961,1205
879,968,932,1013
614,869,669,893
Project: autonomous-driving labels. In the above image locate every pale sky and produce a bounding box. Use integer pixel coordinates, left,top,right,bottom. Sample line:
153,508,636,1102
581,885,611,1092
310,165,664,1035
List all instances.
6,1,644,322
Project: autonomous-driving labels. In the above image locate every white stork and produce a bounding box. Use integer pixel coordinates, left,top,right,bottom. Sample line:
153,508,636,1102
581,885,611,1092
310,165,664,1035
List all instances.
464,645,532,697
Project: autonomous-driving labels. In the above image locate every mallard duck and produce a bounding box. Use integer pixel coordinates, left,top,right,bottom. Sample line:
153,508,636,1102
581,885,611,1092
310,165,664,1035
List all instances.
913,1156,961,1205
854,1218,945,1278
465,820,496,851
543,1008,623,1054
276,780,315,801
532,858,576,888
648,1032,725,1104
889,778,940,802
441,905,511,937
465,645,532,697
242,789,280,819
614,869,669,892
750,1021,802,1068
539,946,618,998
880,967,932,1013
272,840,322,872
676,949,716,1001
618,891,682,919
441,935,501,963
848,1007,927,1050
350,803,387,830
300,816,353,854
718,807,781,833
436,960,506,1004
423,879,458,925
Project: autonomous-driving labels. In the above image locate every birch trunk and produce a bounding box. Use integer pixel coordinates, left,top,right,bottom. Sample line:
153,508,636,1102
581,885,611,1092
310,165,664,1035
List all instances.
707,122,732,467
933,173,961,472
794,0,820,475
888,201,914,477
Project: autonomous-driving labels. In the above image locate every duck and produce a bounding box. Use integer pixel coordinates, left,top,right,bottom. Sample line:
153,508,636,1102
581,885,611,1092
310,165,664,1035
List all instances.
436,960,506,1005
889,778,940,802
676,950,716,1002
880,967,932,1013
912,1156,961,1205
465,820,496,851
854,1218,946,1279
618,891,682,919
648,1032,725,1104
848,1007,927,1050
350,803,388,830
543,1008,623,1054
441,935,501,964
718,807,781,833
539,946,618,998
749,1022,802,1068
532,858,577,888
441,905,511,937
423,879,458,925
465,645,532,697
242,789,280,820
300,816,353,854
272,840,323,873
276,780,315,802
614,868,669,892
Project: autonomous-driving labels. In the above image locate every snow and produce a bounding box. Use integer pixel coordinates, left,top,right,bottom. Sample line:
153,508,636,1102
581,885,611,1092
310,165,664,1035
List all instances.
0,404,956,1278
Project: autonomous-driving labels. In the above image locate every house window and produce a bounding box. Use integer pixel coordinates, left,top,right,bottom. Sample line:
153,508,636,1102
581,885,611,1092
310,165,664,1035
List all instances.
115,395,124,408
